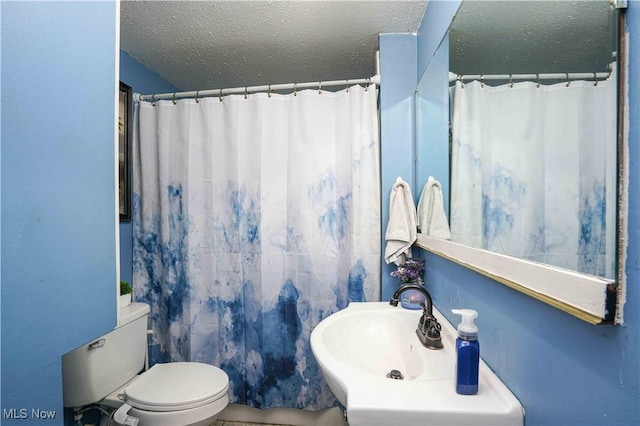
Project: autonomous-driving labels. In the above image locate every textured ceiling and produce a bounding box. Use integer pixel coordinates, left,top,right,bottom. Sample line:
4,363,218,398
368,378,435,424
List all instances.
449,0,616,75
121,1,616,93
120,0,428,92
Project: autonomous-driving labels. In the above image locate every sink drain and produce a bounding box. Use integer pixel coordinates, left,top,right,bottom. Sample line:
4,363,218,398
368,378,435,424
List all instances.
387,369,404,380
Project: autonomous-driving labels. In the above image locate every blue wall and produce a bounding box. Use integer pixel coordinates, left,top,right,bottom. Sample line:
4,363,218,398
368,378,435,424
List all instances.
379,34,417,300
414,0,460,217
118,51,179,285
406,2,639,424
379,0,462,301
415,35,451,218
1,2,118,423
416,0,461,80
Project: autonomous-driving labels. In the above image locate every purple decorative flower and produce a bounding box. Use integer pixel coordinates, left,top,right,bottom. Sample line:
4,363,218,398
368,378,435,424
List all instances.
390,259,425,284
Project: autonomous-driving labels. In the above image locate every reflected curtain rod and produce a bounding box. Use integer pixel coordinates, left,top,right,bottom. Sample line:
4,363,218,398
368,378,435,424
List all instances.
448,69,612,84
134,75,380,103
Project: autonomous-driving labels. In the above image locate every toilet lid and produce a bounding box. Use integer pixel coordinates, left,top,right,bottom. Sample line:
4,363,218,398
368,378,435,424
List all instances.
124,362,229,411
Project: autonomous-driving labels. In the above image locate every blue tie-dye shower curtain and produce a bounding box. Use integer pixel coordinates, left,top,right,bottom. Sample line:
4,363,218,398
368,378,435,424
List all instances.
132,85,380,409
450,74,617,278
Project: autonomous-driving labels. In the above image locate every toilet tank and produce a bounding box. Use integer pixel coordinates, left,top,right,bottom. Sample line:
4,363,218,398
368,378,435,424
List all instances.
62,302,150,408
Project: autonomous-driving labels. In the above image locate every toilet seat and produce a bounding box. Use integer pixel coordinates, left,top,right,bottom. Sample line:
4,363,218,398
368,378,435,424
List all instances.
124,362,229,412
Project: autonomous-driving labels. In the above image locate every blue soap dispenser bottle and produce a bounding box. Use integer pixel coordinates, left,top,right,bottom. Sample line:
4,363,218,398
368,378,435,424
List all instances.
452,309,479,395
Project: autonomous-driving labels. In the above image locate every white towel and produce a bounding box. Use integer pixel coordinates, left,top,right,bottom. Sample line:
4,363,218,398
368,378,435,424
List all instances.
384,177,417,265
417,176,452,240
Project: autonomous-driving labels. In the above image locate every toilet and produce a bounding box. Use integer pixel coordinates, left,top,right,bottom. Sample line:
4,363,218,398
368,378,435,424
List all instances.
62,303,229,426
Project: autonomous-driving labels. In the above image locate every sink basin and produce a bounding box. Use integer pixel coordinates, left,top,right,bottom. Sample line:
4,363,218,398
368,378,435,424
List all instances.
310,302,523,425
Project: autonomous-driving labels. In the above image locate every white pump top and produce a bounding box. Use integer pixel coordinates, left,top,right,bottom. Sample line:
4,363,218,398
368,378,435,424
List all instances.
452,309,478,340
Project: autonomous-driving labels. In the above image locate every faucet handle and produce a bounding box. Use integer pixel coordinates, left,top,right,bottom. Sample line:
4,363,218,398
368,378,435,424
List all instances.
415,307,444,349
426,318,442,340
419,302,441,335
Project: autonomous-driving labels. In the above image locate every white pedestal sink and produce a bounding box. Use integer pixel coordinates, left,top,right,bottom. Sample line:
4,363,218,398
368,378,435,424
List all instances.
310,302,524,425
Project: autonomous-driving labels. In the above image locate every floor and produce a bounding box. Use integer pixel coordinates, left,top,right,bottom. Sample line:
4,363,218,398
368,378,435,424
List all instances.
212,421,289,426
211,403,347,426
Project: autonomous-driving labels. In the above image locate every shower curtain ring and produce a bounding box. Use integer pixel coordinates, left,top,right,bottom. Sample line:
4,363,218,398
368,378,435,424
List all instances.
536,73,540,88
151,94,156,106
460,75,465,89
345,80,349,92
294,83,297,97
593,72,598,86
365,77,370,91
480,75,484,88
566,73,570,87
172,92,177,105
195,90,200,103
268,84,272,98
219,88,223,102
318,81,322,94
509,74,513,88
244,87,248,99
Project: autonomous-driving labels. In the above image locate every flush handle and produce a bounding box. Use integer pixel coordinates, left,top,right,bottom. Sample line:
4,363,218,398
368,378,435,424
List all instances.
88,339,106,350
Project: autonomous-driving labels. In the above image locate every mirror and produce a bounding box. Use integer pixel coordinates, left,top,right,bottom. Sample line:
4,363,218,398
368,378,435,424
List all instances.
416,0,623,324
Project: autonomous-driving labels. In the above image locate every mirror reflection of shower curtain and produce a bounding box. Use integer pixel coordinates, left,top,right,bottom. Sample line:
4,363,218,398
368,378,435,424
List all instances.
450,76,616,278
132,85,380,409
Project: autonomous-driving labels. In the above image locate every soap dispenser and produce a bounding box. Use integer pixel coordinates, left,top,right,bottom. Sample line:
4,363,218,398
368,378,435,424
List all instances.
452,309,479,395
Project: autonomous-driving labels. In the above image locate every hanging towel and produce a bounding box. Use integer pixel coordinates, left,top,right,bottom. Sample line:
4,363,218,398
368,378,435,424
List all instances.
417,176,452,240
384,177,417,265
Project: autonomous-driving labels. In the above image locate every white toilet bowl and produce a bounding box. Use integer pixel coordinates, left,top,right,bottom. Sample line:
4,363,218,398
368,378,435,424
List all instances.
101,362,229,426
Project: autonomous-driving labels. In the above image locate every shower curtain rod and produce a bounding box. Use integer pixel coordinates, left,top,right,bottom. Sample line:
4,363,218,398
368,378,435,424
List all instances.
448,70,612,84
135,75,380,103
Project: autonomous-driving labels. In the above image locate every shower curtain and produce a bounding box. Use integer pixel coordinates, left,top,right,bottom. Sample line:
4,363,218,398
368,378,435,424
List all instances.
132,85,380,409
450,77,617,278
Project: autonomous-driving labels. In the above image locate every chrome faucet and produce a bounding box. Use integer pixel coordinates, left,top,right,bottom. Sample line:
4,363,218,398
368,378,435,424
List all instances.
390,284,443,350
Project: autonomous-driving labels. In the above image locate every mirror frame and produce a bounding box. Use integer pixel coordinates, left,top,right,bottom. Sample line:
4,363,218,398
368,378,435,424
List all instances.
416,3,627,325
416,235,615,324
